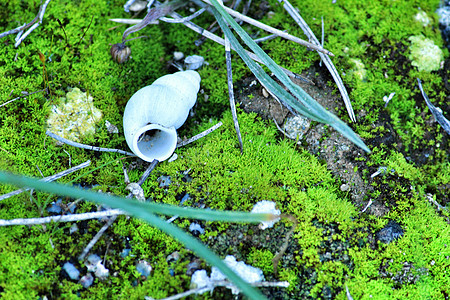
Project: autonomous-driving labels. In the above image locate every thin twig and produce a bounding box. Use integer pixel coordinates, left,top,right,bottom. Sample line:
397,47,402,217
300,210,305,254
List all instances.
177,122,223,147
46,131,135,156
15,0,51,47
417,78,450,135
199,0,334,56
320,16,324,67
0,160,91,201
276,0,356,122
0,0,51,42
138,159,159,185
158,280,289,300
109,18,157,25
78,159,158,259
78,216,116,260
272,214,297,275
160,7,207,23
253,32,284,44
0,88,47,108
360,199,373,213
225,37,243,153
165,10,303,80
425,193,447,211
0,209,124,226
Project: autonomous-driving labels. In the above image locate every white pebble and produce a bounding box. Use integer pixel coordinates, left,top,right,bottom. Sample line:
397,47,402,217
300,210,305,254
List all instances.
63,262,80,280
251,200,281,230
211,255,264,295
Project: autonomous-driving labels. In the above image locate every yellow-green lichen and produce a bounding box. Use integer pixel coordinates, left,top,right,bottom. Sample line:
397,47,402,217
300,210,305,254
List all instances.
348,58,367,81
408,35,444,72
47,88,102,143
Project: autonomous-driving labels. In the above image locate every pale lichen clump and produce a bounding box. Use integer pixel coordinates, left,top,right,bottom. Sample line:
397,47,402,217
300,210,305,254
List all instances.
408,35,444,72
414,11,430,26
47,88,102,143
348,58,367,81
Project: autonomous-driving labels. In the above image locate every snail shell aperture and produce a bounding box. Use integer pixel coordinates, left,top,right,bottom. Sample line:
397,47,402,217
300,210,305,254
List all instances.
123,70,201,162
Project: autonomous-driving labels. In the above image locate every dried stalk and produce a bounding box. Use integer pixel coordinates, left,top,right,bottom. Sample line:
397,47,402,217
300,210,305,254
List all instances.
158,280,289,300
0,0,52,47
276,0,356,122
163,10,303,80
177,122,223,147
0,160,91,201
225,37,244,153
199,0,334,56
0,209,123,226
46,131,136,157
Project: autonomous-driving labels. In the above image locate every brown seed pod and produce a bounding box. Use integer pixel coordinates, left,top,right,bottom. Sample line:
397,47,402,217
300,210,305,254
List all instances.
110,43,131,63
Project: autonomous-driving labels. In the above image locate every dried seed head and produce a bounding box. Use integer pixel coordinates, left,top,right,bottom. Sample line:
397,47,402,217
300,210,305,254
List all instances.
110,43,131,63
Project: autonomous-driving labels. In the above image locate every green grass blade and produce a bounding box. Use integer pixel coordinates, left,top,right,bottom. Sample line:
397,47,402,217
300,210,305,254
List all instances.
0,172,273,223
0,170,268,299
208,0,370,153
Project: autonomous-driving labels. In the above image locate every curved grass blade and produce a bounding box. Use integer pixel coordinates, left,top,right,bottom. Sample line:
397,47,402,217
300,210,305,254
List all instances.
0,170,268,299
208,0,370,153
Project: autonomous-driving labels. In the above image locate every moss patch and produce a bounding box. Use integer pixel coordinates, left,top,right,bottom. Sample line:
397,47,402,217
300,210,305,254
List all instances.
0,0,449,299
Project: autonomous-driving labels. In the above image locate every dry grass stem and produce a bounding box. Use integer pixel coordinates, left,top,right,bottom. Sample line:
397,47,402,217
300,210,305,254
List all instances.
0,0,52,47
166,10,302,80
0,209,124,226
0,160,91,201
276,0,356,122
200,0,334,56
160,7,207,23
0,88,47,108
272,214,297,275
225,37,244,153
157,280,289,300
177,122,223,148
46,131,136,156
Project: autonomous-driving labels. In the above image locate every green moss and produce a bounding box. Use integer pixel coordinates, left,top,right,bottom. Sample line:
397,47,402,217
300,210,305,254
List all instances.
1,0,450,298
247,248,275,274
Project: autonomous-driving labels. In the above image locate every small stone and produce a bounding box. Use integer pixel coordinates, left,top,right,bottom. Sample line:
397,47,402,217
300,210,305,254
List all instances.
283,115,311,142
186,259,202,276
125,183,145,202
376,220,404,244
190,269,212,293
210,255,264,295
185,55,205,70
128,0,147,12
136,260,152,277
157,175,171,188
47,199,63,214
94,263,109,279
340,184,350,192
121,248,131,258
69,224,78,234
173,51,184,61
189,222,205,236
105,120,119,134
262,88,269,98
79,273,94,288
63,262,80,280
86,254,109,279
166,251,180,263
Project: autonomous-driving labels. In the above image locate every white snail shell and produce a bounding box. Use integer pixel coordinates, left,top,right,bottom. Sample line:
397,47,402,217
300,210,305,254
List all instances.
123,70,201,162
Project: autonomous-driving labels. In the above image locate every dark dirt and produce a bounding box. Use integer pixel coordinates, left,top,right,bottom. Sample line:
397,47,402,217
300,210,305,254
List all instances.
235,67,389,216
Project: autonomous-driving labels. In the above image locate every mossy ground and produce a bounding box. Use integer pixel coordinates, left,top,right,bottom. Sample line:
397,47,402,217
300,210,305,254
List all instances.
0,0,449,299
